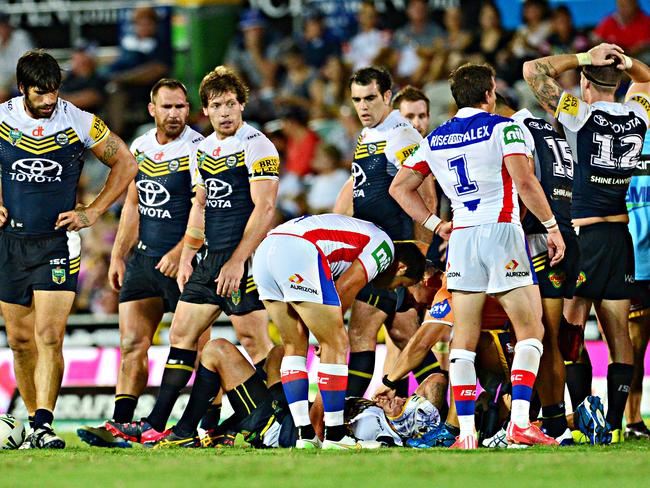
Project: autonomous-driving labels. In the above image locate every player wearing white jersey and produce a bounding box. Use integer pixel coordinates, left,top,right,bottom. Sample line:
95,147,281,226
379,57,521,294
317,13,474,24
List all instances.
252,213,425,450
391,63,564,449
77,79,204,448
0,51,137,449
523,43,650,443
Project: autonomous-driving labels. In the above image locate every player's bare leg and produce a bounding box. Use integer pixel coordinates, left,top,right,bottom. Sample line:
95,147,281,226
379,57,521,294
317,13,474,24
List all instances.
3,301,37,417
231,309,273,364
625,313,650,437
347,300,387,396
169,301,221,350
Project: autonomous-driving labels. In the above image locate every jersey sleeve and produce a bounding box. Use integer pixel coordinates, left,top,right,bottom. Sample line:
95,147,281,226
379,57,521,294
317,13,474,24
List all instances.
554,91,591,132
357,232,395,282
386,125,422,169
625,92,650,127
402,141,433,177
245,135,280,181
497,121,529,158
69,103,110,149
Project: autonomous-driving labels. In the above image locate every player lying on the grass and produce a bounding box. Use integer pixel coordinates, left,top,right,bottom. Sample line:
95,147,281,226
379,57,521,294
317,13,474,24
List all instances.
252,213,426,449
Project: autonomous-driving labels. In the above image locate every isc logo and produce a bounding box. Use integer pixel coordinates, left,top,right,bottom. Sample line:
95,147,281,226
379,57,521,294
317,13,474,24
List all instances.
49,258,67,265
458,389,475,397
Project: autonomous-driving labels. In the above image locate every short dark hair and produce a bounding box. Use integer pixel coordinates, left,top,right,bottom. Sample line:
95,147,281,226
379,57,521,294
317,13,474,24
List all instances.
199,66,249,108
393,85,430,114
394,241,426,282
16,50,62,93
349,66,392,95
582,64,623,93
150,78,188,103
449,63,496,109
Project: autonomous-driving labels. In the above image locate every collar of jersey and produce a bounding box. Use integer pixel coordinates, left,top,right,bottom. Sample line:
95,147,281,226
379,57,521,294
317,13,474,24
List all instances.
512,108,535,121
455,107,488,118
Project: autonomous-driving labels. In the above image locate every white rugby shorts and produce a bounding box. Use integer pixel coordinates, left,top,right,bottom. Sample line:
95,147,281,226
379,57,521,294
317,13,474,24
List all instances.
445,222,536,294
252,234,341,306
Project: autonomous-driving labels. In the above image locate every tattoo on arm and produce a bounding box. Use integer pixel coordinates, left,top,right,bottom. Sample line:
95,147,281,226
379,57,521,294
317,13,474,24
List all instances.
98,134,120,166
526,61,563,113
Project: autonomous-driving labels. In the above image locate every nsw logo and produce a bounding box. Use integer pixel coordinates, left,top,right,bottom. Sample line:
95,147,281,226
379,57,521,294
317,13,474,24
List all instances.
136,180,170,207
11,158,62,183
429,298,451,319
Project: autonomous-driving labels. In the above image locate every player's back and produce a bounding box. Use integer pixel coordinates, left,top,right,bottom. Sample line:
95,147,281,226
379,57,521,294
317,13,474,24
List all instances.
406,108,529,228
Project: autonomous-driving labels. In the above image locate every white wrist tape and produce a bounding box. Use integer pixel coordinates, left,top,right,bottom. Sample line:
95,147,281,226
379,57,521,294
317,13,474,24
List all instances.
422,213,442,233
623,55,633,70
541,216,558,230
576,52,592,66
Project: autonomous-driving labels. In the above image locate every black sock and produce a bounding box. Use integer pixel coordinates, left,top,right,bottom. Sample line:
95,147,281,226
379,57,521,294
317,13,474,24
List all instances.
254,358,267,381
199,403,222,431
174,364,221,437
413,351,442,383
147,347,197,432
226,373,269,423
325,424,347,442
112,394,137,423
445,423,460,436
395,377,410,397
541,402,568,437
268,382,288,407
347,351,375,397
565,362,592,408
28,416,35,430
298,424,316,439
34,409,54,429
606,363,634,431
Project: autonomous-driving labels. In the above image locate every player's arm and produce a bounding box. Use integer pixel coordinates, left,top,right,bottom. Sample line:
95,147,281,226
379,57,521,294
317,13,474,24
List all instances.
56,132,138,231
335,260,370,313
215,179,278,297
177,186,206,292
523,43,623,114
504,153,565,266
333,178,353,216
108,182,139,291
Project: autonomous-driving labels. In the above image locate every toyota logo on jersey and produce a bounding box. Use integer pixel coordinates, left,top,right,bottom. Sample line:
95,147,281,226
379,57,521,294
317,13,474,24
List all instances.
136,180,170,207
10,158,63,183
205,178,233,200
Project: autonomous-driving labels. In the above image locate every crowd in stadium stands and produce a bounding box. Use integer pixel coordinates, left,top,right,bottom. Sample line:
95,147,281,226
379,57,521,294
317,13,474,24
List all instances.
1,0,649,315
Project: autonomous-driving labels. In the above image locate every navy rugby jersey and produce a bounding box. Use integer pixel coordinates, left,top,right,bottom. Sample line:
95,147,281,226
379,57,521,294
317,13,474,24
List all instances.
513,109,573,234
352,110,421,240
555,91,650,219
194,122,279,250
0,96,109,237
130,126,203,257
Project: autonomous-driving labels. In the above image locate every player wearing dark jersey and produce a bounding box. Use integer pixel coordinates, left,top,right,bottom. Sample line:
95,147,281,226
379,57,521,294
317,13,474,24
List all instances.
334,68,438,399
77,79,204,448
106,66,277,445
524,42,650,442
0,51,137,449
495,94,577,443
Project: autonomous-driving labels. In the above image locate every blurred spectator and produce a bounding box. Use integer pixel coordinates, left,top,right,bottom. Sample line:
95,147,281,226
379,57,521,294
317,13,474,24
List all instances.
305,144,350,214
297,8,341,69
281,104,320,178
343,1,390,71
104,6,171,136
275,43,317,111
510,0,552,60
593,0,650,56
60,40,105,113
540,6,589,55
309,55,351,118
391,0,445,78
0,12,33,102
464,1,513,68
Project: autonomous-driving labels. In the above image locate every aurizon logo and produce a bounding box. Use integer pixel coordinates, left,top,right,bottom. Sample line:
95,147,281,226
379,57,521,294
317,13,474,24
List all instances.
505,260,519,270
289,274,304,284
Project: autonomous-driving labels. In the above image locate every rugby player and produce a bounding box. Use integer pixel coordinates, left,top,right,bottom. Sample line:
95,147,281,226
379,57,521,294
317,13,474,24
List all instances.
393,85,430,137
334,67,438,399
523,43,650,442
252,213,425,449
0,51,137,448
106,66,277,444
495,94,578,444
390,63,565,449
77,79,204,447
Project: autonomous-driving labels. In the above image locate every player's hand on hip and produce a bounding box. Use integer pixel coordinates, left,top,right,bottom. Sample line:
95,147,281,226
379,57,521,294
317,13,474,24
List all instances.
546,228,566,267
215,258,245,297
176,261,193,292
108,257,126,292
156,249,181,278
55,205,99,231
437,221,452,241
0,205,8,227
588,43,625,67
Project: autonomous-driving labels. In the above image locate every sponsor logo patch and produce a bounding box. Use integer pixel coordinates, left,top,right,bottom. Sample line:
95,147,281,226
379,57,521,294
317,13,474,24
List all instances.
231,289,241,305
89,115,108,142
9,129,22,145
371,241,393,273
289,274,304,284
429,299,451,319
503,124,525,145
52,267,66,284
576,271,586,287
505,260,519,270
251,156,280,176
56,133,69,146
558,93,579,117
548,271,566,289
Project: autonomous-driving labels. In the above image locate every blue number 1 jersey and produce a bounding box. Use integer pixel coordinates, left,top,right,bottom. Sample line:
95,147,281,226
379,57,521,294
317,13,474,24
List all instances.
627,158,650,280
0,96,109,237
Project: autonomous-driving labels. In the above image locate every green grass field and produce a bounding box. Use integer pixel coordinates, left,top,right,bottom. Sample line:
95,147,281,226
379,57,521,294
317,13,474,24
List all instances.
2,433,649,488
